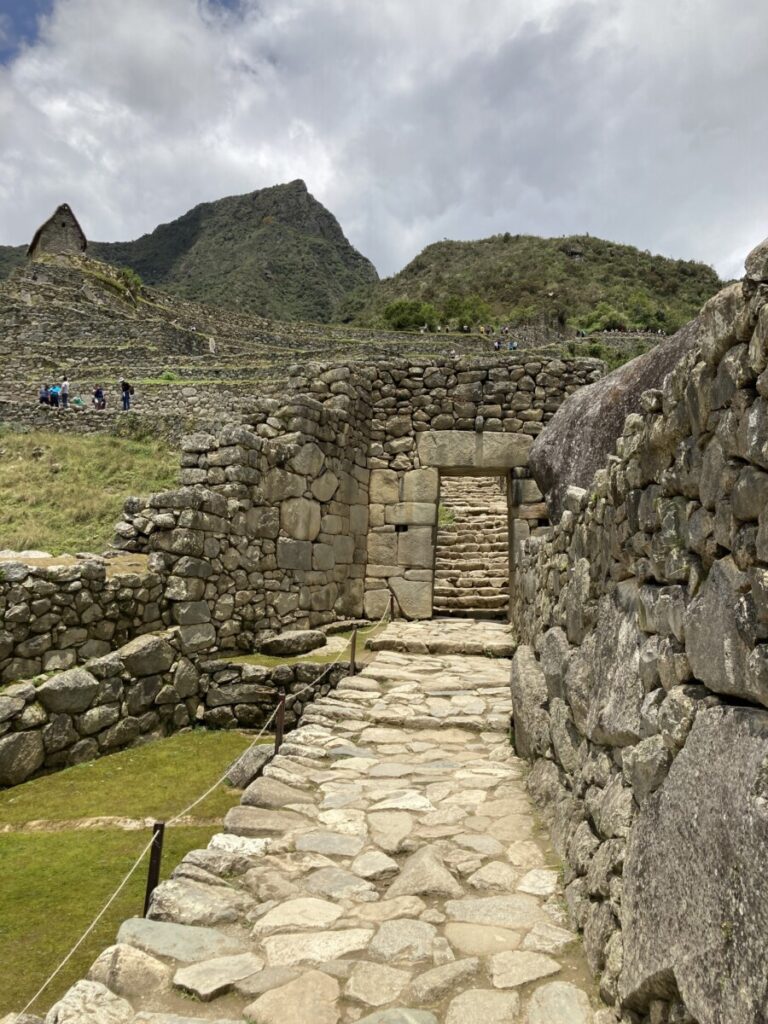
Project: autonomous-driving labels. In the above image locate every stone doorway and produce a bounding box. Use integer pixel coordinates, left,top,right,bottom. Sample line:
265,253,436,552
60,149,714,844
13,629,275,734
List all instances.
433,475,510,619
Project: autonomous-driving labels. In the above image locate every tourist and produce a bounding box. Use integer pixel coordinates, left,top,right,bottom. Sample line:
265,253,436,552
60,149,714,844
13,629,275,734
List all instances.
49,383,60,408
93,384,105,410
60,376,69,409
38,384,49,405
120,378,134,410
493,339,501,351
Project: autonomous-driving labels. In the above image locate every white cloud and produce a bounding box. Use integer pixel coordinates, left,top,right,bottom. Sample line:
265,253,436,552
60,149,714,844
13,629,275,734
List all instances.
0,0,767,278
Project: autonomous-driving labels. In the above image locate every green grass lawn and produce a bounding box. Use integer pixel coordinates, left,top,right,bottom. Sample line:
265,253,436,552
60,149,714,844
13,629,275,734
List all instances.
0,429,179,554
0,729,259,1018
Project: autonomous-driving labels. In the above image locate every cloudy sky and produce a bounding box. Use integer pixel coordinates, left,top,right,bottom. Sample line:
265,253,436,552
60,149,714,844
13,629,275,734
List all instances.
0,0,766,279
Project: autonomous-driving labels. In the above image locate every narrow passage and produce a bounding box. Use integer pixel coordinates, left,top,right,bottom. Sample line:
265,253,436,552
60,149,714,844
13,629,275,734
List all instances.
68,621,601,1024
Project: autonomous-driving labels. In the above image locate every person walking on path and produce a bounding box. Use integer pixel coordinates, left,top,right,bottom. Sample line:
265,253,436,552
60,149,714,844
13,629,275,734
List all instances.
120,378,134,411
38,384,49,405
49,383,60,408
60,376,69,409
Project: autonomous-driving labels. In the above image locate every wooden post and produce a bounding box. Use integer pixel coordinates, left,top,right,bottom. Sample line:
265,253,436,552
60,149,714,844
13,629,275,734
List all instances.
350,628,358,676
274,689,286,755
143,821,165,917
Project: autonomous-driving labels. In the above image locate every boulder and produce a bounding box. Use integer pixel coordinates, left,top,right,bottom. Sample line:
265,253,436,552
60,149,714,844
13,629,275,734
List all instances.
37,667,99,714
530,320,704,519
0,730,45,785
44,980,133,1024
87,943,171,998
259,630,326,657
620,706,768,1024
119,634,175,677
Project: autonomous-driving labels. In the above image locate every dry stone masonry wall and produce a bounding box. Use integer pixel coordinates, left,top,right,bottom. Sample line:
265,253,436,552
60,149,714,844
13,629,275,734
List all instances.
113,355,602,646
0,627,348,787
509,243,768,1024
359,356,601,618
0,560,164,683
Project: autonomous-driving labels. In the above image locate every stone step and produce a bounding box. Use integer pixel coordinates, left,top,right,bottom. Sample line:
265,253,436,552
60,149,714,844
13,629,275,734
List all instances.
434,594,510,609
434,589,512,598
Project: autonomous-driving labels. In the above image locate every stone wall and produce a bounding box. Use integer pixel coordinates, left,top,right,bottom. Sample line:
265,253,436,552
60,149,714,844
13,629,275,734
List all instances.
0,560,164,684
0,400,239,445
114,367,374,651
0,627,349,787
359,356,602,617
112,356,602,644
509,257,768,1024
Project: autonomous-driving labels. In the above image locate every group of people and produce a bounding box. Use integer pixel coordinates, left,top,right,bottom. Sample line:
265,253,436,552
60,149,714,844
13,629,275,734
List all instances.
38,378,70,407
37,378,135,411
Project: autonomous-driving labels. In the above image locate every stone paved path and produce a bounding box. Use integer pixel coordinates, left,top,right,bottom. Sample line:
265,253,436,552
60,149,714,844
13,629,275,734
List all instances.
50,620,603,1024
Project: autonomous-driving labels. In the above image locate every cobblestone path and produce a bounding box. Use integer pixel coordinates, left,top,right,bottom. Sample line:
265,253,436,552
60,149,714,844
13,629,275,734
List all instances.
48,621,603,1024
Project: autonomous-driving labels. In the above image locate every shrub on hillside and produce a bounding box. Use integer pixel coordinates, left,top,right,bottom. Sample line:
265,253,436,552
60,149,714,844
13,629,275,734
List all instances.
383,299,439,331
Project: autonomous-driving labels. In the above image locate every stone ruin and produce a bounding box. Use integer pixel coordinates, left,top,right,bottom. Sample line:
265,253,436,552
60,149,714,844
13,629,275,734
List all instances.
27,203,87,259
508,237,768,1023
3,238,768,1024
0,351,599,786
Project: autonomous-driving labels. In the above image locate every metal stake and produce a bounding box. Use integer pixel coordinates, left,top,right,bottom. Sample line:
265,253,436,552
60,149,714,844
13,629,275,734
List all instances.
274,689,286,754
143,821,165,917
350,627,358,676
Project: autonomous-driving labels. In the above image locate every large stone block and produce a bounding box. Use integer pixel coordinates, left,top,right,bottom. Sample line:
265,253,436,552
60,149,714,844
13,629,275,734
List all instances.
37,667,99,713
417,431,532,471
246,506,280,539
263,468,305,503
510,645,551,759
584,597,644,747
364,588,390,620
620,706,768,1024
402,468,439,503
281,497,321,542
276,538,312,571
311,471,340,503
0,730,44,785
172,601,211,626
367,531,398,564
120,634,176,677
684,556,767,706
397,526,434,569
385,502,436,526
178,623,216,654
369,470,399,504
529,321,704,518
290,441,325,477
390,577,432,619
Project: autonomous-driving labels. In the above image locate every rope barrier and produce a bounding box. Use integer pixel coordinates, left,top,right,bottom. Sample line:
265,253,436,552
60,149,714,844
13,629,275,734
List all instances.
14,603,393,1020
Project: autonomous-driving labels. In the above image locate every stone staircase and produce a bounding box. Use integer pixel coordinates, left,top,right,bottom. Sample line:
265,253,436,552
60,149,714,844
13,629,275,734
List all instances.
433,476,509,620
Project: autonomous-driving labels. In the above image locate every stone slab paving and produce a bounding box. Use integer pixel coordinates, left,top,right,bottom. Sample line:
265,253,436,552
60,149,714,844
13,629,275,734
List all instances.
41,620,607,1024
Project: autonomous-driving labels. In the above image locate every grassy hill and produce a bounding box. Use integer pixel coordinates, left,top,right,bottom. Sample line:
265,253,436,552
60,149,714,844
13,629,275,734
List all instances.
0,181,378,323
347,233,723,334
0,430,178,553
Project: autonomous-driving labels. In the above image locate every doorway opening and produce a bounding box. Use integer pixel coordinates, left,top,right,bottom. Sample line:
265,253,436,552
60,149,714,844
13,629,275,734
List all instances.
433,475,509,620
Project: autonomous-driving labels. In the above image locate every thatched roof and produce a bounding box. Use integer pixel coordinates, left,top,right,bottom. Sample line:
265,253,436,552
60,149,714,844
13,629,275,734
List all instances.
27,203,87,256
